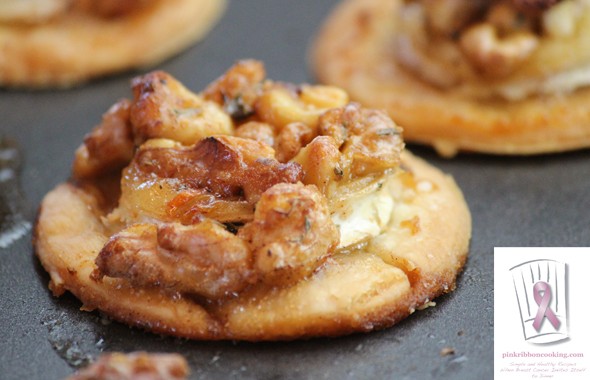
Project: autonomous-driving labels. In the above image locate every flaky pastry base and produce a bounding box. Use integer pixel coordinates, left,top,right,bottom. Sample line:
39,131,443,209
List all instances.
35,151,470,341
0,0,226,88
311,0,590,156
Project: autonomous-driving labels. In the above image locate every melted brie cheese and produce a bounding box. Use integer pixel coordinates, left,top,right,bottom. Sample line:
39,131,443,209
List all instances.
331,181,394,249
498,65,590,100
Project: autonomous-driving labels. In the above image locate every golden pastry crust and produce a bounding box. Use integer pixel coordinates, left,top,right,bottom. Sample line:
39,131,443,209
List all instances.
35,152,470,340
311,0,590,156
0,0,227,88
34,62,470,340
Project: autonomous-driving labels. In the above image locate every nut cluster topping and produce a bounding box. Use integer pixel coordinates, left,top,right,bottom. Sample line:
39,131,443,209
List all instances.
73,60,404,299
396,0,576,84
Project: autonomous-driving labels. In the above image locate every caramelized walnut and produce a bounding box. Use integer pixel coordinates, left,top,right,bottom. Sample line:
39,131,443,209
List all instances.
202,59,265,119
396,0,565,82
318,103,404,177
238,183,339,287
292,136,341,196
459,23,538,77
95,183,338,297
93,221,254,299
130,71,233,145
115,136,303,225
274,122,315,163
133,136,302,203
73,99,134,179
235,121,275,147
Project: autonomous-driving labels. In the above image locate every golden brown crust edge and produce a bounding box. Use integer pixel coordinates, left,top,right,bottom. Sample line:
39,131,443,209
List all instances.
35,150,470,341
0,0,227,88
311,0,590,156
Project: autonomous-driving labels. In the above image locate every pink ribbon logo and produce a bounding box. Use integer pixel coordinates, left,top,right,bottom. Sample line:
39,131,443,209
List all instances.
532,281,561,332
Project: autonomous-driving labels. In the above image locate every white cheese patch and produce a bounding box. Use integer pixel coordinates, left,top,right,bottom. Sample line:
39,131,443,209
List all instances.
331,183,394,249
499,65,590,101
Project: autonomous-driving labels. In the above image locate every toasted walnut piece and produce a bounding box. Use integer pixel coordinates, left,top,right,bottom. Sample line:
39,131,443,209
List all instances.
255,84,348,131
73,99,134,179
318,112,348,148
238,183,339,287
292,136,342,196
202,60,266,119
319,103,404,177
93,221,254,299
116,136,303,224
109,140,184,224
130,71,233,145
395,33,467,88
255,87,323,130
274,122,315,163
319,103,378,138
139,136,303,202
301,103,404,192
459,23,539,78
395,1,475,88
342,112,404,177
422,0,487,37
298,85,349,110
235,121,275,147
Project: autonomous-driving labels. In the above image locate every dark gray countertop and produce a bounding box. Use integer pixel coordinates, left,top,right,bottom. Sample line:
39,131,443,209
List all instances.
2,1,588,378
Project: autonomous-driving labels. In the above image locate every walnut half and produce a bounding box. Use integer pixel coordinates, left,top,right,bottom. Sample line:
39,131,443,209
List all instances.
459,23,539,78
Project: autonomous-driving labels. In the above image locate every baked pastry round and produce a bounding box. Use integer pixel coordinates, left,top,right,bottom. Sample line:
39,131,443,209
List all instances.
0,0,227,88
35,60,471,340
311,0,590,156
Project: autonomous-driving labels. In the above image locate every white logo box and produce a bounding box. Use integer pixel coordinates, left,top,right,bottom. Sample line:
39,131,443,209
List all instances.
494,247,590,380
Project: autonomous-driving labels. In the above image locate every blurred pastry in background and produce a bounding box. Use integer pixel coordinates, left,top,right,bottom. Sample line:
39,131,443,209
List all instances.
66,352,189,380
312,0,590,156
0,0,227,88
